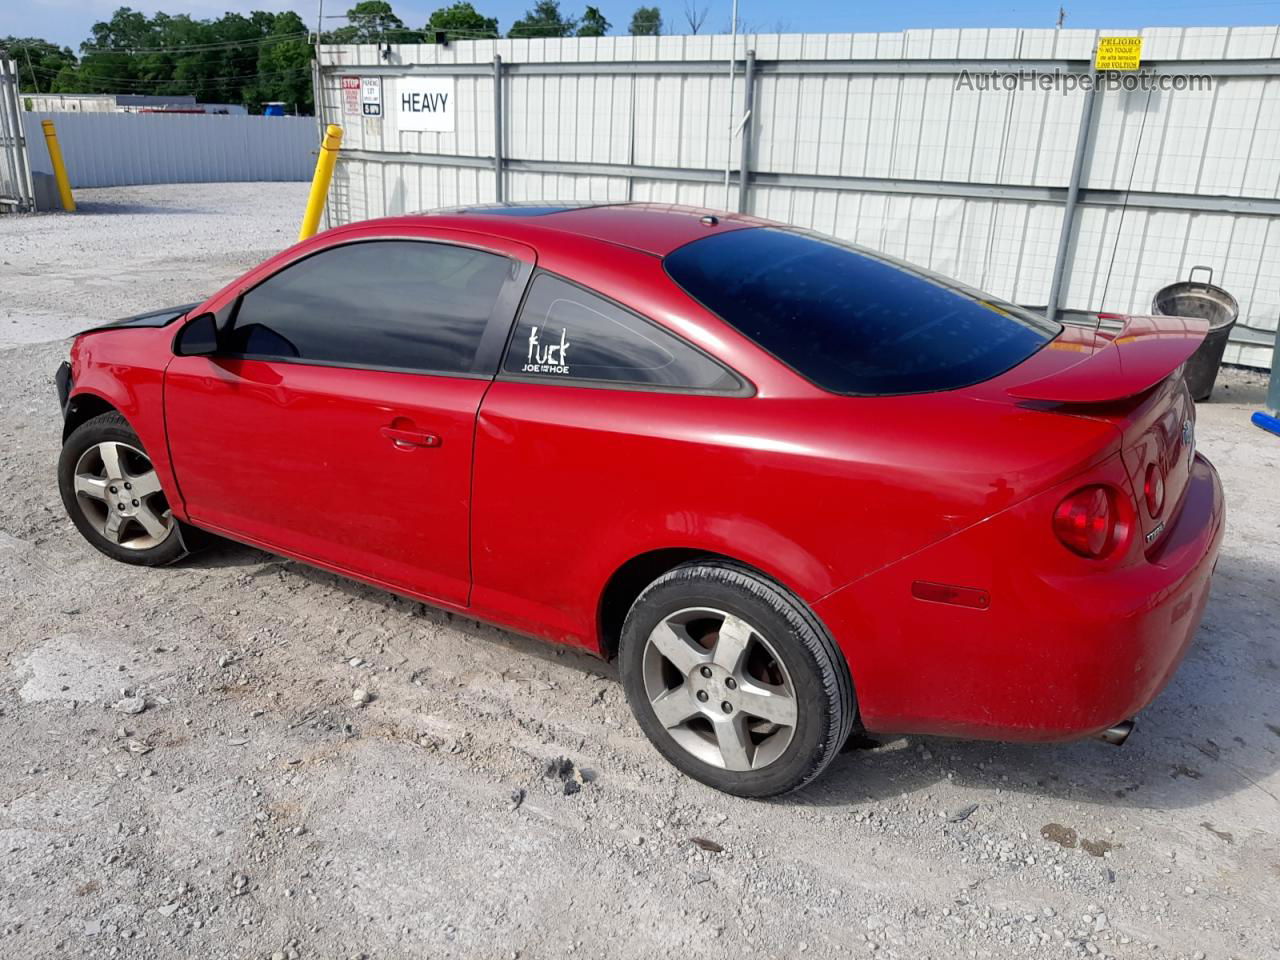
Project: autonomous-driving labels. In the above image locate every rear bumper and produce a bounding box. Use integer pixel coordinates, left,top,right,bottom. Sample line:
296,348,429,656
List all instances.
814,453,1225,742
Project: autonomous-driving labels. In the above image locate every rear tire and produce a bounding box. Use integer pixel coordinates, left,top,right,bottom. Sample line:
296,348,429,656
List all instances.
619,560,855,797
58,411,187,567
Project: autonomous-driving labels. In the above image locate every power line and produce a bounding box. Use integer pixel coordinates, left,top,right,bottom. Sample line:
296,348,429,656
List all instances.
31,13,760,92
30,63,311,81
27,63,312,89
1099,84,1156,314
80,31,310,55
319,13,671,40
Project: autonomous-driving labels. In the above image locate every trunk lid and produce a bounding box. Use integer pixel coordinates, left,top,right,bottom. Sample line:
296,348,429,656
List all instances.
996,314,1206,549
1004,314,1207,404
1116,375,1197,548
1054,373,1196,550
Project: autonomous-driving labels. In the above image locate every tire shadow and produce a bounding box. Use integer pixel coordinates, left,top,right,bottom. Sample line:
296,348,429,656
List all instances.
176,538,1278,812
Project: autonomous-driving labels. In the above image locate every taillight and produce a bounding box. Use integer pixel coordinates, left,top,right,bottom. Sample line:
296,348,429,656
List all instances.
1053,485,1124,559
1143,463,1165,517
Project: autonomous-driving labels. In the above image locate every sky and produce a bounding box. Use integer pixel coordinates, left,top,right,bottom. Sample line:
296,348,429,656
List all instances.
6,0,1280,50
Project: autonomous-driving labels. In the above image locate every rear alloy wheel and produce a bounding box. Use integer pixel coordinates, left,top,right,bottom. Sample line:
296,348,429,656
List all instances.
58,411,186,566
642,607,799,771
620,561,855,797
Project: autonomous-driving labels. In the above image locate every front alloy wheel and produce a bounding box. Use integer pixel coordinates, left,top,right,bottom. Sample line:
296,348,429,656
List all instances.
58,411,187,566
72,440,173,549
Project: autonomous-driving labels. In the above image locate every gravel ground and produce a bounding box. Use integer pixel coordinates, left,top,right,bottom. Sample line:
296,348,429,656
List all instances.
0,183,306,348
1,183,1279,960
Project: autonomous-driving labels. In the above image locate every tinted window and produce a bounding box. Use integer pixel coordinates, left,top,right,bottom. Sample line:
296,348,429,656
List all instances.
227,240,512,374
502,274,739,391
664,227,1059,396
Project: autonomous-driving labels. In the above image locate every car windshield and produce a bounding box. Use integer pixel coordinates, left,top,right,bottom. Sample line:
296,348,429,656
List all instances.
664,227,1061,396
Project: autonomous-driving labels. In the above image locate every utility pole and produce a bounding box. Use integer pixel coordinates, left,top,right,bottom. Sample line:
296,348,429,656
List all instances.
24,46,40,94
722,0,739,210
1056,7,1066,29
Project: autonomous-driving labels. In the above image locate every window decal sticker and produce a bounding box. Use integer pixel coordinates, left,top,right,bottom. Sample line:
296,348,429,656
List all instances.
522,324,572,375
502,276,740,391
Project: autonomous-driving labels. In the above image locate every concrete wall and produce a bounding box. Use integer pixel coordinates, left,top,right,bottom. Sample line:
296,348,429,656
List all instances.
24,112,315,191
318,27,1280,370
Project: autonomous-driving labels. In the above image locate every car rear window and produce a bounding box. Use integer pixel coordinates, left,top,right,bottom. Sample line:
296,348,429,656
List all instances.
664,227,1060,396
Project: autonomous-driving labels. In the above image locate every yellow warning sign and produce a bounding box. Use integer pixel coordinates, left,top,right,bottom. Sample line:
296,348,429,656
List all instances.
1094,36,1143,71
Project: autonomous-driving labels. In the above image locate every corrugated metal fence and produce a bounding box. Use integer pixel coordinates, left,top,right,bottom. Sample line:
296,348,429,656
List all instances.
318,27,1280,370
22,112,316,189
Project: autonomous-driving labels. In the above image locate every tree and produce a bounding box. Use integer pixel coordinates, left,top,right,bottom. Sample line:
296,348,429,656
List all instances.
576,6,610,37
77,8,258,102
67,8,318,113
424,2,499,41
508,0,576,38
83,7,156,49
683,0,708,34
329,1,423,43
243,11,314,114
0,37,78,93
628,6,661,35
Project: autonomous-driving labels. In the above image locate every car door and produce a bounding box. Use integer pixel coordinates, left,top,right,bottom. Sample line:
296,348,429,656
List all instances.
471,271,749,642
164,235,532,607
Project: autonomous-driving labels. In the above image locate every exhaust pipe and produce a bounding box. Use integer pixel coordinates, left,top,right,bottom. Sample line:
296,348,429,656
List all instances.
1097,720,1135,746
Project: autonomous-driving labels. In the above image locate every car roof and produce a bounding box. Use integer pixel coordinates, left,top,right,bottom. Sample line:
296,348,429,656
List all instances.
380,202,774,257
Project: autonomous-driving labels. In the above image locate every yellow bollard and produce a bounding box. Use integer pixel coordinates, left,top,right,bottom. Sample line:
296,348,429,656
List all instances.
41,119,76,213
298,124,343,241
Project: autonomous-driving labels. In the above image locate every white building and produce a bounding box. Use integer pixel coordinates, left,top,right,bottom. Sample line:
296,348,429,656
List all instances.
24,93,246,114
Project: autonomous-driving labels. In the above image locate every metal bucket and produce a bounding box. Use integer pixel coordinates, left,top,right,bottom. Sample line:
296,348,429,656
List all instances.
1152,266,1239,402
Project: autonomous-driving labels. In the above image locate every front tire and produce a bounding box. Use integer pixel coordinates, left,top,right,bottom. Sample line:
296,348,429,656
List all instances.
58,411,187,566
619,560,855,797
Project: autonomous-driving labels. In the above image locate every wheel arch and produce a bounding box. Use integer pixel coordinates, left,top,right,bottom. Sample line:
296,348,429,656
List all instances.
63,391,120,442
597,547,832,662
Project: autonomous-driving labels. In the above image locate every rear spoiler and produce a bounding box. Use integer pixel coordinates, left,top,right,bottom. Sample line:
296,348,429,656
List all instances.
1006,314,1208,404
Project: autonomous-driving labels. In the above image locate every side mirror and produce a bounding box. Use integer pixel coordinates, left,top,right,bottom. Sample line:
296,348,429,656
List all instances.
174,312,220,357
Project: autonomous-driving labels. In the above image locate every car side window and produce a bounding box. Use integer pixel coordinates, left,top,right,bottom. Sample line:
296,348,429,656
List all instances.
501,274,740,391
226,240,513,375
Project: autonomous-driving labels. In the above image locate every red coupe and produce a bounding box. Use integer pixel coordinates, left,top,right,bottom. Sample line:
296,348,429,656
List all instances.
55,204,1224,796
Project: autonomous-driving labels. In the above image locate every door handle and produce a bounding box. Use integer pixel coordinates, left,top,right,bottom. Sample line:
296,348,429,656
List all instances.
380,426,441,449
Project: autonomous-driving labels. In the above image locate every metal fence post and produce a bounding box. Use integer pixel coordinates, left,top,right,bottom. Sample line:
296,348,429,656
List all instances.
493,55,504,203
0,58,35,212
0,61,21,209
12,87,34,210
1045,74,1100,323
737,50,756,214
1268,326,1280,413
1252,324,1280,435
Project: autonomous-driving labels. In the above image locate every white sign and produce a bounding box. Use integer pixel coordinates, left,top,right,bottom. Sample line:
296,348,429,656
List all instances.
341,76,360,116
397,77,455,132
360,76,382,117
